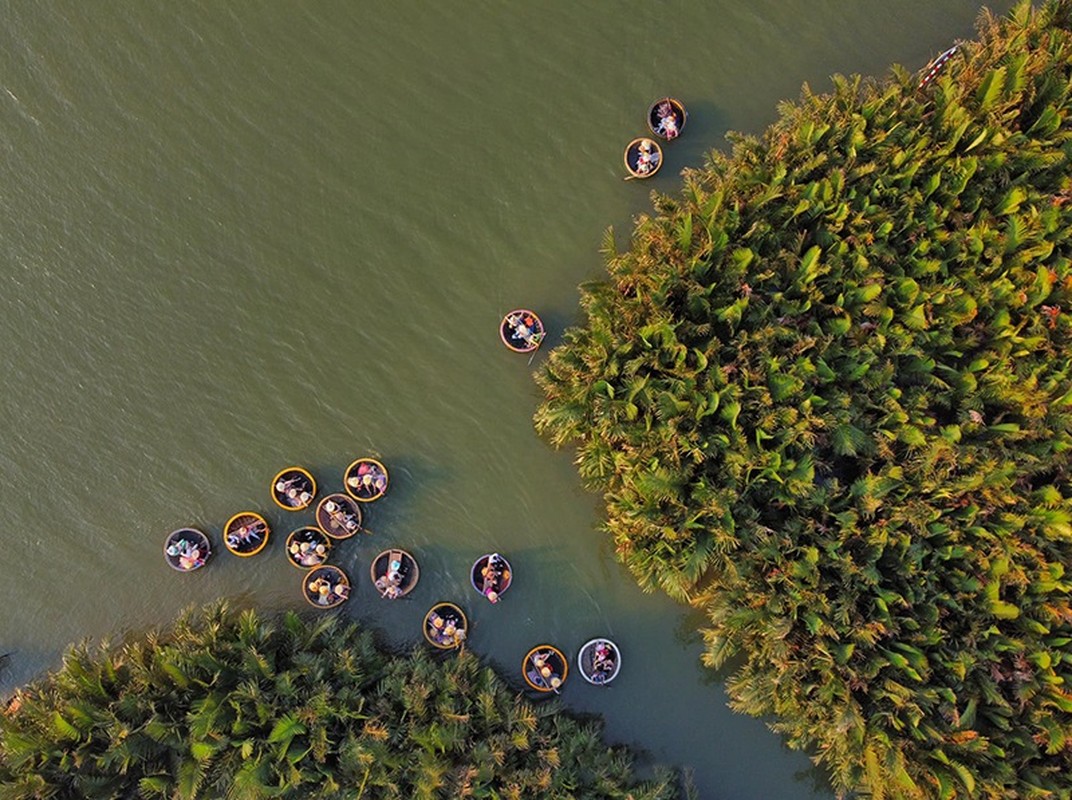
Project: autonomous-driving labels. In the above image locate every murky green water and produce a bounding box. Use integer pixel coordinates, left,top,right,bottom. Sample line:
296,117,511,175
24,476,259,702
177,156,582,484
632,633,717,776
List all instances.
0,2,1011,796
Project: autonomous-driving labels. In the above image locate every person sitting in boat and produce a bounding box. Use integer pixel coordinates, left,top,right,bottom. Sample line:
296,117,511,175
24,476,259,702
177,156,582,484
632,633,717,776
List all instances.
513,317,533,342
428,613,450,645
324,500,353,530
481,559,506,602
277,476,304,498
307,576,336,605
375,560,404,599
333,583,349,600
503,313,537,347
229,524,259,551
348,466,385,498
292,541,324,567
169,539,205,571
594,642,612,664
635,140,659,174
427,613,463,647
655,102,680,139
481,558,500,588
530,653,558,688
316,581,332,605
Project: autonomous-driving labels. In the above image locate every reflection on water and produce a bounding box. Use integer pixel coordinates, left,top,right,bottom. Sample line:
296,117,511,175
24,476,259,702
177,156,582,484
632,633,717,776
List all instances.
0,2,1010,797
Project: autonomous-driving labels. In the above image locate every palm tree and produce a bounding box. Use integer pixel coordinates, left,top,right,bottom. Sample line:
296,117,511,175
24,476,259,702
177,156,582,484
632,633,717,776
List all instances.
534,2,1072,797
0,603,680,800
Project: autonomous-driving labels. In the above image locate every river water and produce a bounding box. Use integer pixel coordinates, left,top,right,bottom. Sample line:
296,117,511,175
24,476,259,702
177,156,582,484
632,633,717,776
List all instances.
0,3,1011,797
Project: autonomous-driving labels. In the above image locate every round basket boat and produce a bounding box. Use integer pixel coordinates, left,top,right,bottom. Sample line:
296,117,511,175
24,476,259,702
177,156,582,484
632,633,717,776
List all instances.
315,493,364,539
500,310,545,353
164,528,211,573
302,565,350,609
271,467,317,511
286,527,332,569
223,512,270,557
344,458,389,503
577,638,621,685
470,553,512,603
523,645,569,693
423,602,467,649
624,137,662,179
648,97,687,140
371,548,420,599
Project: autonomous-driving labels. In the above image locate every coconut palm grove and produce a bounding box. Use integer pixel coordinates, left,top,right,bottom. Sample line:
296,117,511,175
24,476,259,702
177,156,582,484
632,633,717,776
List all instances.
0,605,676,799
5,2,1072,799
535,2,1072,798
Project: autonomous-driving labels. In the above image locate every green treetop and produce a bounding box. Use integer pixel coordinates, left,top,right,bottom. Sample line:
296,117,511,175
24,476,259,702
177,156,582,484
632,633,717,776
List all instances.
0,603,676,800
536,2,1072,797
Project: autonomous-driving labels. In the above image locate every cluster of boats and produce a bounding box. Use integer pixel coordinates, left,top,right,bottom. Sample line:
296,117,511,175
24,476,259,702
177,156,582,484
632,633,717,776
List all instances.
496,101,686,362
164,457,389,608
158,98,688,686
164,457,621,689
421,559,621,689
624,97,687,180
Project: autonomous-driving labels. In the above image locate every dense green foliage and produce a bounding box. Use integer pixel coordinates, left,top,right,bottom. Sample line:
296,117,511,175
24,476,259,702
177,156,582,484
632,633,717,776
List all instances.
536,2,1072,797
0,604,675,800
